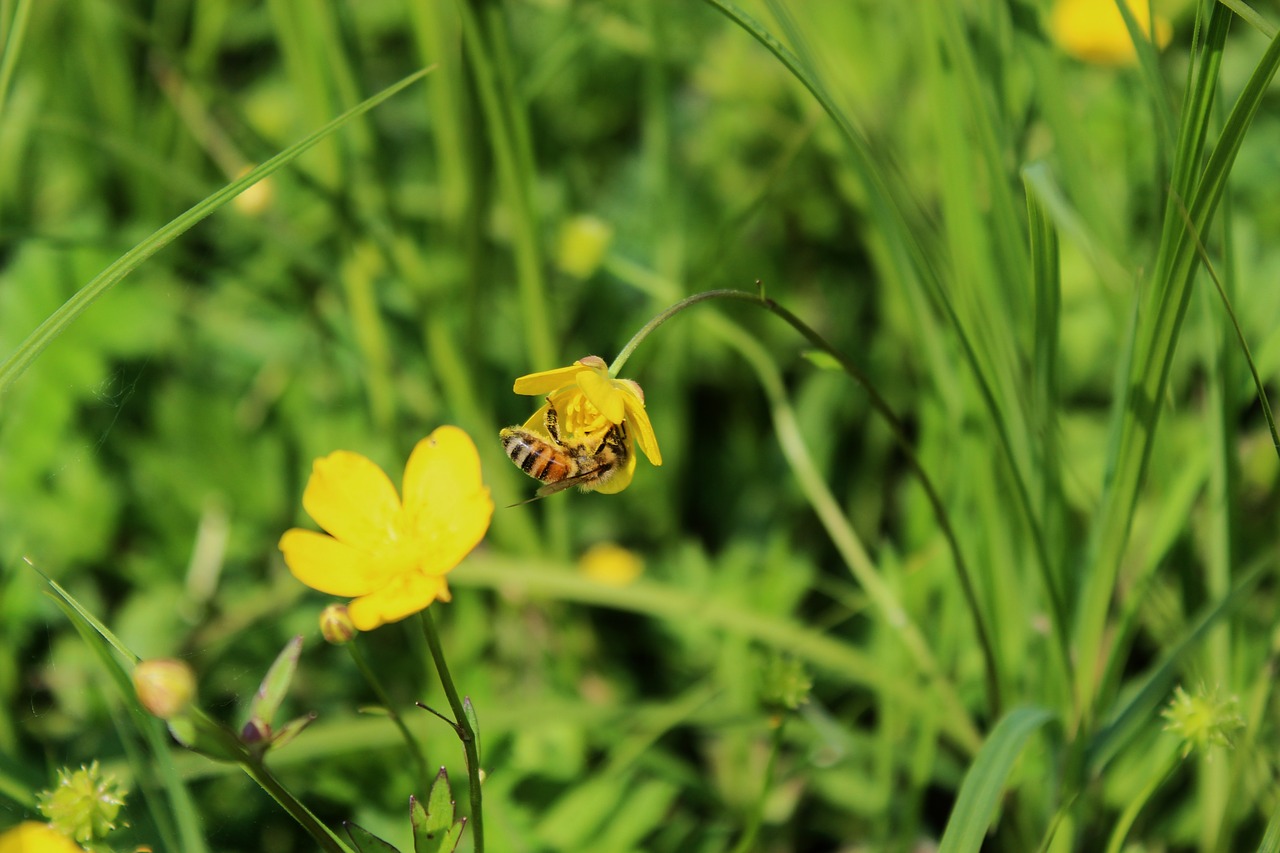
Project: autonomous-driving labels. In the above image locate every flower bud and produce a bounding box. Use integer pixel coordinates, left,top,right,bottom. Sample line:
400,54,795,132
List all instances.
132,659,197,720
319,604,357,644
241,717,271,746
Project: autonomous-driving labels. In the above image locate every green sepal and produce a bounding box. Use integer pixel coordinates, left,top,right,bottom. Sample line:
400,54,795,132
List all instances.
269,713,317,753
248,635,303,729
462,697,480,762
411,769,467,853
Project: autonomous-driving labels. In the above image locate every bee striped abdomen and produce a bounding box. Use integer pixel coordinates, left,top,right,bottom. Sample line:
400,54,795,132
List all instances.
501,428,576,483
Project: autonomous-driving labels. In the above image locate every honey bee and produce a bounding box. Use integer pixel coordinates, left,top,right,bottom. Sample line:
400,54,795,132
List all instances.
500,400,630,499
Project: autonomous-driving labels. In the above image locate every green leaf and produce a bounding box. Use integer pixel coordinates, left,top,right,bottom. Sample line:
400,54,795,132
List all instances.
411,768,468,852
343,822,403,853
425,768,457,834
937,707,1056,853
1259,798,1280,853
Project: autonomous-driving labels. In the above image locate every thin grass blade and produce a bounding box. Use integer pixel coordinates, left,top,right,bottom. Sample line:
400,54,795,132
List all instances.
937,707,1056,853
0,65,433,400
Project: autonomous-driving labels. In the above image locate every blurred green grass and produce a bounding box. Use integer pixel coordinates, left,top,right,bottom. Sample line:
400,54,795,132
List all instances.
3,0,1280,850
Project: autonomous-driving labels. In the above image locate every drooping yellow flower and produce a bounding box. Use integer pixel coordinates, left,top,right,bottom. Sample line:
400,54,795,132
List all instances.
1050,0,1173,66
509,355,660,494
0,822,85,853
279,426,493,631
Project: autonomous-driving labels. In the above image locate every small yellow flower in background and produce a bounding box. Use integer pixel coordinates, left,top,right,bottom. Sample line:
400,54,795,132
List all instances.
1051,0,1173,66
506,356,661,495
579,543,644,586
34,762,126,845
0,822,84,853
132,659,197,720
232,164,275,216
1162,684,1245,757
556,214,614,279
279,426,493,631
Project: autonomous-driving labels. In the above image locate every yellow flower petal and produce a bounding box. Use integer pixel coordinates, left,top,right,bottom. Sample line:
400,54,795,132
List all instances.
301,451,401,551
0,822,84,853
520,402,553,437
620,391,661,466
400,427,494,575
279,529,405,596
1050,0,1172,66
349,571,452,631
513,363,583,396
576,368,626,424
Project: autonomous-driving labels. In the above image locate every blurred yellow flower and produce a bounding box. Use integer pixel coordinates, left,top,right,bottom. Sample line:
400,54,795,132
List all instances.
1050,0,1173,66
579,543,644,586
510,356,660,495
279,426,493,630
0,822,84,853
556,214,614,278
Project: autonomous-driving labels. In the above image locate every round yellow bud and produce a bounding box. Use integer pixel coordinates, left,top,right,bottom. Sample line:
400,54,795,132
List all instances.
319,604,358,644
131,659,197,720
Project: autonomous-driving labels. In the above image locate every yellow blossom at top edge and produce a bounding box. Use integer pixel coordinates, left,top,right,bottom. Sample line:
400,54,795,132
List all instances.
512,356,662,467
0,822,85,853
278,426,493,631
1050,0,1173,66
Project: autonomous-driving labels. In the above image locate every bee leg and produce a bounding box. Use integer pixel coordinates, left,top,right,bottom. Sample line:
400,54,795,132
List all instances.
544,397,562,444
605,420,626,450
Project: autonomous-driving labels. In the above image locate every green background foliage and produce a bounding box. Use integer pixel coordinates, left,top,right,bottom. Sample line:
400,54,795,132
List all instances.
2,0,1280,850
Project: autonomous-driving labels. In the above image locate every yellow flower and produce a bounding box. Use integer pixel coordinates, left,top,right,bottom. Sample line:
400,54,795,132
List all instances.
578,543,644,586
278,426,493,631
511,355,661,494
0,822,84,853
1050,0,1173,66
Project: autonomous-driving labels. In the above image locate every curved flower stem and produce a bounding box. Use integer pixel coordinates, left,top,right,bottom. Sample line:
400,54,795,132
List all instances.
420,609,484,852
346,639,432,796
611,287,1003,717
178,706,352,852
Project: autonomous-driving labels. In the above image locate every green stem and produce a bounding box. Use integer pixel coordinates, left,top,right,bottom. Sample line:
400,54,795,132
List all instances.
420,609,484,852
728,718,786,853
346,639,432,796
611,287,1002,717
183,708,353,852
240,759,352,853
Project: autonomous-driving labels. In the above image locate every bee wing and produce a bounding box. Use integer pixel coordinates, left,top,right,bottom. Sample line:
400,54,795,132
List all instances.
536,472,596,497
